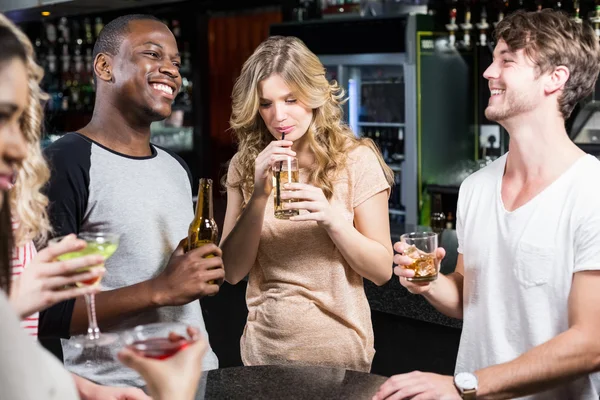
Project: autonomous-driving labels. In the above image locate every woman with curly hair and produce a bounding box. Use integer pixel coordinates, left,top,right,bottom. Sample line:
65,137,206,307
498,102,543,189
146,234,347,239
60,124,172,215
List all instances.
4,12,53,334
220,35,394,372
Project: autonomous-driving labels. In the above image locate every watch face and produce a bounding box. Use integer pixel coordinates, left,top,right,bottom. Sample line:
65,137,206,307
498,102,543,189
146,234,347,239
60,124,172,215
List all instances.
455,372,478,390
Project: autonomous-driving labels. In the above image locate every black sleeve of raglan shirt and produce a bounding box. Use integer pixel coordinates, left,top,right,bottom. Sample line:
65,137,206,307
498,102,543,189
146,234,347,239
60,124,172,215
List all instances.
39,133,91,340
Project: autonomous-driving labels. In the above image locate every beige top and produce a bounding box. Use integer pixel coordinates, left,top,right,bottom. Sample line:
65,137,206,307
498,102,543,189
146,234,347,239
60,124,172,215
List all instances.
0,291,79,400
228,145,390,372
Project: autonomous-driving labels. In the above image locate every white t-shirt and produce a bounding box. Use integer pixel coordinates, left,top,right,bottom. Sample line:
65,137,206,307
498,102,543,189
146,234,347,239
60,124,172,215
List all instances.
455,153,600,400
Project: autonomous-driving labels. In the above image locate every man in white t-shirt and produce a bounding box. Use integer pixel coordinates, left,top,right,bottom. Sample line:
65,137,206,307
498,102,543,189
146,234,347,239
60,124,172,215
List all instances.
374,9,600,400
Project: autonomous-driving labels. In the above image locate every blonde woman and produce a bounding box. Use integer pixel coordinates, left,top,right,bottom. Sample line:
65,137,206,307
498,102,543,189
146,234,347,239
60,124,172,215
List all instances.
5,12,53,330
220,35,394,372
0,13,151,400
4,12,102,328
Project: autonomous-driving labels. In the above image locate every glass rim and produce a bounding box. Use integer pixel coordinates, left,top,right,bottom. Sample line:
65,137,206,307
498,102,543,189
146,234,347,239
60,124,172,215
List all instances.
48,232,121,245
129,321,196,332
400,231,437,240
122,322,200,343
271,154,297,161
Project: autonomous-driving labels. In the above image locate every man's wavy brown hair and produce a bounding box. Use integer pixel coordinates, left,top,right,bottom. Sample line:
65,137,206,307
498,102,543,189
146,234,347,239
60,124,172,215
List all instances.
224,35,394,202
494,9,600,119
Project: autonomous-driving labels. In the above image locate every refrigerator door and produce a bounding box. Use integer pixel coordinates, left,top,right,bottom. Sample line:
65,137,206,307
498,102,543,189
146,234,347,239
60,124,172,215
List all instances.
320,54,411,235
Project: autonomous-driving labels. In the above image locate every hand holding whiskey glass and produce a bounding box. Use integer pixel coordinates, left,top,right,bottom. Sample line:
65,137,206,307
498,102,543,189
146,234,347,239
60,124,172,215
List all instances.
398,231,439,282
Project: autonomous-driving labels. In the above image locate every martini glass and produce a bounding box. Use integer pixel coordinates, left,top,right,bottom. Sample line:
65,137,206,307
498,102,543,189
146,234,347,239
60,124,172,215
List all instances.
49,232,120,348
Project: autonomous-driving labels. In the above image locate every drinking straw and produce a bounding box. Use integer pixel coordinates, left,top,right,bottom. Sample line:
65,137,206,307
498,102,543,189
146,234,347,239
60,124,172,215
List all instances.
276,133,285,207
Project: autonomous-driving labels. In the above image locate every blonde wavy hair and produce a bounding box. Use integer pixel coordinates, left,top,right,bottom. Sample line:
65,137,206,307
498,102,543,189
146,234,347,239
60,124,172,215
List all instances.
0,14,52,246
226,35,394,201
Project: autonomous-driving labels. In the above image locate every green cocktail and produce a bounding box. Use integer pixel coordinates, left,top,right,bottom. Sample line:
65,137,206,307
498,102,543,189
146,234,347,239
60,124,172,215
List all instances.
57,241,118,286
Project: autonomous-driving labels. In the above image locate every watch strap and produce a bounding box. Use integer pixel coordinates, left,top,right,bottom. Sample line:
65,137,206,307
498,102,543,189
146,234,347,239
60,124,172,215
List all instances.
461,388,476,400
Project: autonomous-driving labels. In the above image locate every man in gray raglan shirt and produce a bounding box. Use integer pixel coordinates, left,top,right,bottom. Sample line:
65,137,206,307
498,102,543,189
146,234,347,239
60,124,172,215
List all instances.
40,15,223,387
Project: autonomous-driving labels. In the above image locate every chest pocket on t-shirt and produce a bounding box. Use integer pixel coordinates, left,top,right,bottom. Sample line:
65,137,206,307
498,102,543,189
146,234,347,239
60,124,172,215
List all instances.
515,241,553,288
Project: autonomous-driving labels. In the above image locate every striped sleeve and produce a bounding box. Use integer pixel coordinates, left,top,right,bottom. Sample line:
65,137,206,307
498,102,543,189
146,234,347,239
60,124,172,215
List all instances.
11,221,39,338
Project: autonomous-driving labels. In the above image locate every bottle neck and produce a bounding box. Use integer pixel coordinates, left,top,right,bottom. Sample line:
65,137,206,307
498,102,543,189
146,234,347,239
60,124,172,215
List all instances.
433,194,442,213
196,179,213,219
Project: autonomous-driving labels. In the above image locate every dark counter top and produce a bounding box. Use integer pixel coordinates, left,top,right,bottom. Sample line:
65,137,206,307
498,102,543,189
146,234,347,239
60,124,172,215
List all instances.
194,365,388,399
364,278,462,329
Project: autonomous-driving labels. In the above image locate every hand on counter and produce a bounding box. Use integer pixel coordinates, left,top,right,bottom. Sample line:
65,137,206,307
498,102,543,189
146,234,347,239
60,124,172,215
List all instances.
72,373,151,400
372,371,460,400
393,241,446,295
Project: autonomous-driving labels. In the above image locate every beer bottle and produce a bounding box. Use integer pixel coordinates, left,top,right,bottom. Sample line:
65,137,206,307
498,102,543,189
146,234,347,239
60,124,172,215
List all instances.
188,178,219,284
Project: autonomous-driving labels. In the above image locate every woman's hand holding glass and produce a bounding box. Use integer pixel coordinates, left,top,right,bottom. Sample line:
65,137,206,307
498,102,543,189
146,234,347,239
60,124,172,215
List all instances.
253,140,295,198
281,183,345,230
9,234,105,319
118,326,207,400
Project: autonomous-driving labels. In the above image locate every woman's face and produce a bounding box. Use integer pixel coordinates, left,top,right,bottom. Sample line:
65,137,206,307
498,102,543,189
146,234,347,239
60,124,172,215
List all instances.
258,74,313,143
0,57,28,208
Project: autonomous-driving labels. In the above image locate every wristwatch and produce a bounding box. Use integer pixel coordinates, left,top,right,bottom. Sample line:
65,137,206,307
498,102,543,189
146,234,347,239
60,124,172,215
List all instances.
454,372,478,399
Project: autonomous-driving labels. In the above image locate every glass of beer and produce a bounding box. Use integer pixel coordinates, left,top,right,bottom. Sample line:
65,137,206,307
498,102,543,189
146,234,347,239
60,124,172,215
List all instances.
400,231,438,282
49,232,120,348
272,155,299,219
121,322,198,360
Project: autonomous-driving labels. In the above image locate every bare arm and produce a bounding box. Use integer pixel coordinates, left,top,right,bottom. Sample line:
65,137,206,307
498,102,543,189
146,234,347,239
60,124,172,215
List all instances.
220,189,268,285
70,281,155,333
326,190,393,285
421,254,465,319
475,270,600,399
219,141,296,285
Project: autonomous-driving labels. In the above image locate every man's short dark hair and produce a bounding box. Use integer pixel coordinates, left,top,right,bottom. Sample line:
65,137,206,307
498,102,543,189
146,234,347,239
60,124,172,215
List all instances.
92,14,162,61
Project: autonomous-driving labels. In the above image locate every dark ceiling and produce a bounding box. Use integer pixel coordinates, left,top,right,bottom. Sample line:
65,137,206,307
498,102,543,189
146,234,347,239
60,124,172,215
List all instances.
3,0,286,23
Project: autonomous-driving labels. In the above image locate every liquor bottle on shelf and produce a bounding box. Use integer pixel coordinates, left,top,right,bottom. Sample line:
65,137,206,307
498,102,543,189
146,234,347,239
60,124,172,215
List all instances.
391,127,404,162
59,43,72,111
590,4,600,37
57,17,70,49
71,18,82,47
43,19,58,49
460,7,473,48
71,45,84,110
94,17,104,38
494,0,508,28
82,47,95,111
430,194,446,234
446,212,455,230
44,49,60,111
182,41,192,71
572,0,583,23
323,0,361,16
171,19,182,46
446,2,459,48
84,18,94,47
476,6,490,46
